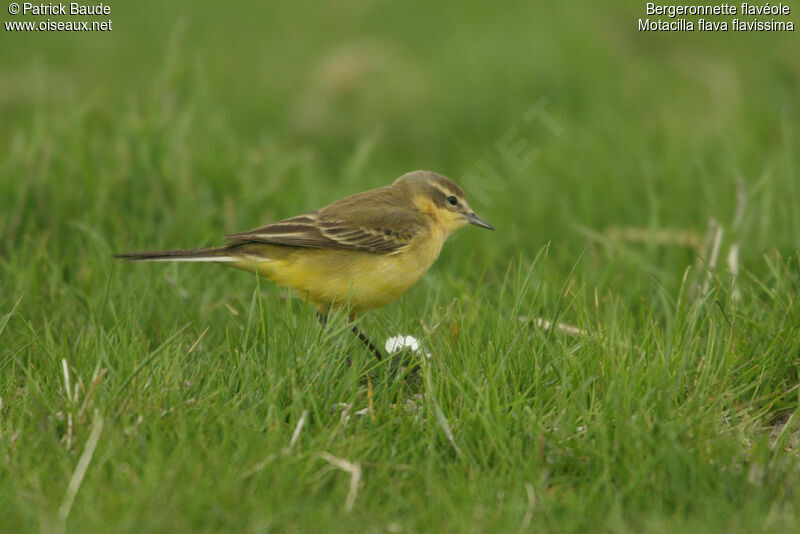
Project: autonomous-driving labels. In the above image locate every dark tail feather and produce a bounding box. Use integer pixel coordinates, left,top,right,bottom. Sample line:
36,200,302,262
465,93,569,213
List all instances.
114,246,238,263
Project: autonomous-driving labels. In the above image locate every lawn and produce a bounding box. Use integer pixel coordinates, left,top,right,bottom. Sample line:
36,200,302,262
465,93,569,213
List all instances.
2,1,800,532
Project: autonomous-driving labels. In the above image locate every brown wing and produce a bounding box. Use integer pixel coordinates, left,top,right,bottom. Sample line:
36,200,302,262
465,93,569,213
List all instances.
225,188,428,254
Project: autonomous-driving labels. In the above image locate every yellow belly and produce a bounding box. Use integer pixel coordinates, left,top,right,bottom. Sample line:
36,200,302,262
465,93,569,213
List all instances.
231,236,444,314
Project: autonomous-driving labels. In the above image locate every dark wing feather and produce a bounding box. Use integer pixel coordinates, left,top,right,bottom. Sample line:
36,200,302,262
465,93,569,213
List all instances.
225,188,428,254
225,213,332,248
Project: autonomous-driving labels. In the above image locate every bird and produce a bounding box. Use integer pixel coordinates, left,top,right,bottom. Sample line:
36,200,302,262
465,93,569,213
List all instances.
116,170,494,360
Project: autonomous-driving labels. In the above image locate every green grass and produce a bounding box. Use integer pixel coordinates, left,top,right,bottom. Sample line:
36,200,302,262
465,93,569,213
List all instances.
2,1,800,532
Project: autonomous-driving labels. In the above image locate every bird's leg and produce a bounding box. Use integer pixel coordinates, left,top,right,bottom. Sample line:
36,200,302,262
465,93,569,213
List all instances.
317,308,382,361
316,310,328,328
350,323,383,361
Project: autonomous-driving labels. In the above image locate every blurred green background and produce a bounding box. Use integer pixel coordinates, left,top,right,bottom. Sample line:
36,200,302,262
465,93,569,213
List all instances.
2,1,800,532
3,1,798,262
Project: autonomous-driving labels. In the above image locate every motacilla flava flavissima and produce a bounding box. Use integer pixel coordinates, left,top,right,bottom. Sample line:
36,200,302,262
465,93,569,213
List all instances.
116,170,494,360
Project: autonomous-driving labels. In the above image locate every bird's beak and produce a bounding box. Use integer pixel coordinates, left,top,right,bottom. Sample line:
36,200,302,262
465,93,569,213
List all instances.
465,212,495,231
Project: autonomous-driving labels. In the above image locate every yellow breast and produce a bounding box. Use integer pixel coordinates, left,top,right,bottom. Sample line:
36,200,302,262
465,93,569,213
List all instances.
232,230,446,313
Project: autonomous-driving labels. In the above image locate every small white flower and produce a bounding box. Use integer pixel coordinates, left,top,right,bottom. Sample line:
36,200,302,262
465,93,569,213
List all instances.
384,335,431,358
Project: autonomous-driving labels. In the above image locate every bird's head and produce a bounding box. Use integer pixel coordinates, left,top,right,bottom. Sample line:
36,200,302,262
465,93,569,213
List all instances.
395,170,495,236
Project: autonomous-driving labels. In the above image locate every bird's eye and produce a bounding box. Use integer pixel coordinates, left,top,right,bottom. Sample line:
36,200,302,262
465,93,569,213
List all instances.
447,195,458,206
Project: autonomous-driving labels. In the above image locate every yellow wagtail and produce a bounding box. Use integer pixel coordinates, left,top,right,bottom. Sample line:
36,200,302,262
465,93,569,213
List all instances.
116,170,494,360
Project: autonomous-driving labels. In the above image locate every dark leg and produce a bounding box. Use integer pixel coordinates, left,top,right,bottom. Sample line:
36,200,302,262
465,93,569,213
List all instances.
316,310,382,361
351,324,383,361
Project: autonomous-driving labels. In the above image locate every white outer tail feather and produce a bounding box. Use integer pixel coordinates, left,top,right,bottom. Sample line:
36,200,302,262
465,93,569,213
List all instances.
137,256,238,263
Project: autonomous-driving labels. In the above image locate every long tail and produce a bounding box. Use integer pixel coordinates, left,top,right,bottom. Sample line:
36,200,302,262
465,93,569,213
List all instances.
114,246,240,263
